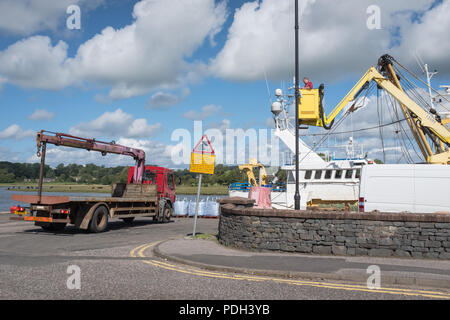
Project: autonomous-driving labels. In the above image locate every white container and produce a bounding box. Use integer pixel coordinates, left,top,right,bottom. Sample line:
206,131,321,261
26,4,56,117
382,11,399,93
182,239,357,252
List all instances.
206,201,220,217
174,198,189,216
359,164,450,213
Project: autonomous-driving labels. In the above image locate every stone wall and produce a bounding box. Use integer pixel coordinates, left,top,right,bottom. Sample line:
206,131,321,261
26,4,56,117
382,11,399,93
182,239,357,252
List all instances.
217,198,450,260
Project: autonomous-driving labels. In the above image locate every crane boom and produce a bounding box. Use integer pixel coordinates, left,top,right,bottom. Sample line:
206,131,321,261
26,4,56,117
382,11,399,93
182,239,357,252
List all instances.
238,158,268,187
36,131,146,184
297,56,450,164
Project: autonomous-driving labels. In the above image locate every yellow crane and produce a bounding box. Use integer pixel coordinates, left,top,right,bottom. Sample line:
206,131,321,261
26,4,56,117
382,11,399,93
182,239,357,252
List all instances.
298,55,450,164
239,158,268,187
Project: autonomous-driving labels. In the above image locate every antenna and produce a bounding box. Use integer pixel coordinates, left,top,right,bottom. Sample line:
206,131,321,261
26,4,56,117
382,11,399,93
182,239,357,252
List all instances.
263,67,273,108
414,52,438,112
414,52,426,74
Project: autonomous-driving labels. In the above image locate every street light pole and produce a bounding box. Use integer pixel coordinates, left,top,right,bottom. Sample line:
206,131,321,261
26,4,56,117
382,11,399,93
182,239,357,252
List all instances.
294,0,301,210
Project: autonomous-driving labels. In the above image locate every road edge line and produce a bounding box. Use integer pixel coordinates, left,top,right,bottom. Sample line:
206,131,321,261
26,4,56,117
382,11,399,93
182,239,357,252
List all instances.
152,240,450,291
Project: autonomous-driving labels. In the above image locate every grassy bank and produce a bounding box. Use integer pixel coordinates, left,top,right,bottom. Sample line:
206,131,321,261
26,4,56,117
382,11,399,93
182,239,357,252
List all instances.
1,183,110,193
1,183,229,195
175,185,228,195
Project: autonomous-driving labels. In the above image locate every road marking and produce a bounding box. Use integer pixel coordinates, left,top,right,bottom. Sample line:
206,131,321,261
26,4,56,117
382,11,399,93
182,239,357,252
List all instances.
130,242,159,258
129,243,148,258
129,243,450,299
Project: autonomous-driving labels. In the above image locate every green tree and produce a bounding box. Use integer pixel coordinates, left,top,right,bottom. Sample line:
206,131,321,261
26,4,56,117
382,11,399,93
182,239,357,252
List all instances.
101,175,112,185
0,168,15,183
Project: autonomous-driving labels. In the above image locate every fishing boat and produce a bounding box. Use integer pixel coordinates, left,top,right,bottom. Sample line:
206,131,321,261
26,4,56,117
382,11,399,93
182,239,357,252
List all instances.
229,95,371,210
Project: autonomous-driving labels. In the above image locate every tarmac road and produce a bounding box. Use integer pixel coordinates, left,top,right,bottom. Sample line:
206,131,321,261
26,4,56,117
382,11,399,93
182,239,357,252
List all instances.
0,213,447,301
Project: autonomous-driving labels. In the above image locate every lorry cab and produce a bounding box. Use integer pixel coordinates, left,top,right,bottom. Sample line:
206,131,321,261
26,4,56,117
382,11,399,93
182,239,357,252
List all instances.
127,166,176,205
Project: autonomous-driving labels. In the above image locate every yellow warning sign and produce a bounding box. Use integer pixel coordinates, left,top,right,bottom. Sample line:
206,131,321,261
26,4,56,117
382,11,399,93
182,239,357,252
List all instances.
190,153,215,175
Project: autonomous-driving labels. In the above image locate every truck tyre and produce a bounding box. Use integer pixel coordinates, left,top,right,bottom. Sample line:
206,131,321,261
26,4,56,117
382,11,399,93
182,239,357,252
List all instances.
162,203,172,223
154,201,171,223
89,206,109,233
40,222,67,232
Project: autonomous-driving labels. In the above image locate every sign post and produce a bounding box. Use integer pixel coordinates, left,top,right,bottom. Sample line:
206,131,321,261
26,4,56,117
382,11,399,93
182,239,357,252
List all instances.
192,173,202,237
189,134,215,237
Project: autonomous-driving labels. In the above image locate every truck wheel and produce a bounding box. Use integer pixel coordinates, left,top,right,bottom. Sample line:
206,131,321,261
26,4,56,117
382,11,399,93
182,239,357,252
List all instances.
162,204,172,223
153,203,171,223
89,206,109,233
40,223,67,232
163,204,173,222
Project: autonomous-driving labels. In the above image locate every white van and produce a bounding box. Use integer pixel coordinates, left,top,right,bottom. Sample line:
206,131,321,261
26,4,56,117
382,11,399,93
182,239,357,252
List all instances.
359,164,450,214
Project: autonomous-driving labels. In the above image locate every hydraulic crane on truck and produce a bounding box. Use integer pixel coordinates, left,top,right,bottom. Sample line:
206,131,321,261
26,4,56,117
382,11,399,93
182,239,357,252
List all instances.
35,130,146,202
297,54,450,164
10,130,176,232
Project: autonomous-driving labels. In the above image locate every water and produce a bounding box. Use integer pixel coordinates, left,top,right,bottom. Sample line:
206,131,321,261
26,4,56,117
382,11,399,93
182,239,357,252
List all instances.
0,187,226,216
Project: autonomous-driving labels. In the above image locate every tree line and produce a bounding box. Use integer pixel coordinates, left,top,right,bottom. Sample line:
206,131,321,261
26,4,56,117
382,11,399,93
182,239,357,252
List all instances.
0,162,129,185
0,162,284,186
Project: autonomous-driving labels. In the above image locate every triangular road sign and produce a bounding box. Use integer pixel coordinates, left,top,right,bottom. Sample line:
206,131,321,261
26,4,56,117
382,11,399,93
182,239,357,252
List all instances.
192,134,215,154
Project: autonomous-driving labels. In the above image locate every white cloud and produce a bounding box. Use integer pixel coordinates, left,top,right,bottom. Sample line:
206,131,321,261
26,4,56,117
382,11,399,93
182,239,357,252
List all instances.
183,104,223,120
0,36,75,90
71,0,227,99
205,118,231,133
211,0,439,82
69,109,162,139
0,0,105,36
27,137,181,168
392,0,450,75
146,88,190,110
28,109,55,121
116,138,189,168
146,92,179,110
0,0,227,99
127,119,163,139
0,124,35,140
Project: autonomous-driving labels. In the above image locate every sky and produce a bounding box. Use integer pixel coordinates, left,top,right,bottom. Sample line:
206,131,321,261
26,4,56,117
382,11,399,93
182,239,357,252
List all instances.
0,0,449,169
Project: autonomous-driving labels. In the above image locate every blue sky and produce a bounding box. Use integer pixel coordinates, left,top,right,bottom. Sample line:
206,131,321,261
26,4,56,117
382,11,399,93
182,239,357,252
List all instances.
0,0,449,168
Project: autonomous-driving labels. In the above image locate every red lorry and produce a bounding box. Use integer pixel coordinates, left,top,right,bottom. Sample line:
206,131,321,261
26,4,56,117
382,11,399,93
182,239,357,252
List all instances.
10,131,176,233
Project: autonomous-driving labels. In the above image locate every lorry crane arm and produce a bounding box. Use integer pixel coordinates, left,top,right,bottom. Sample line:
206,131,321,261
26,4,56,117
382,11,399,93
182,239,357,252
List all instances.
36,131,146,185
298,55,450,164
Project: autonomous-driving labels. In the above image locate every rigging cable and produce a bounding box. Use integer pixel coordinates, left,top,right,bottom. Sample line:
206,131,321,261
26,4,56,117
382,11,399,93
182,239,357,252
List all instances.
391,58,450,111
376,87,387,163
384,90,418,163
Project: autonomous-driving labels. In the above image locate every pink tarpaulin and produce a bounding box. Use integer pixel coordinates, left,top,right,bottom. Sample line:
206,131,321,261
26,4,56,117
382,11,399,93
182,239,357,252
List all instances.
248,187,272,209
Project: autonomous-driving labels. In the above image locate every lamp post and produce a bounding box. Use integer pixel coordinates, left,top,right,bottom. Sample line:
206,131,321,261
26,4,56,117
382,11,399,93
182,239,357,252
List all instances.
294,0,301,210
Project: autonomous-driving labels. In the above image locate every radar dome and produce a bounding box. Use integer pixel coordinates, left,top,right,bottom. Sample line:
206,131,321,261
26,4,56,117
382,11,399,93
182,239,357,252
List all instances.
271,101,282,115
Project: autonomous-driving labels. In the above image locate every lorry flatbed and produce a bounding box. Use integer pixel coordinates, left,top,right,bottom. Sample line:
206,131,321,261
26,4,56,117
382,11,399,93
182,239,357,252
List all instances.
9,183,173,232
11,194,157,205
